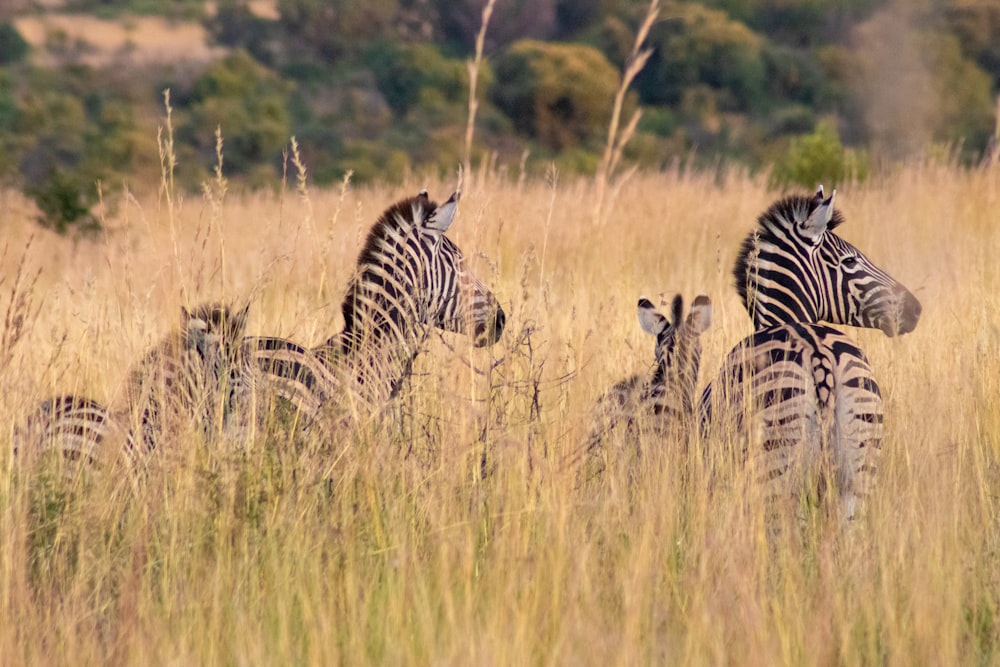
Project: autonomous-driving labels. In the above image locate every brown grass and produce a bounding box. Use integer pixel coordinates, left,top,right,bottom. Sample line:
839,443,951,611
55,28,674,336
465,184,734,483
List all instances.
1,156,998,664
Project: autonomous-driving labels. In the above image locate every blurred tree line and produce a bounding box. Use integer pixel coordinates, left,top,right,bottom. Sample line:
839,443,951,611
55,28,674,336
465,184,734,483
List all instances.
0,0,998,232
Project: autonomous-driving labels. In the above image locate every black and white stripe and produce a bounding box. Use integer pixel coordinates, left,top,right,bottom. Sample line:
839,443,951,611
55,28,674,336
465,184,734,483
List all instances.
734,186,921,336
15,301,252,480
706,187,920,520
247,190,506,426
585,294,712,477
700,323,883,520
13,394,120,480
114,301,252,456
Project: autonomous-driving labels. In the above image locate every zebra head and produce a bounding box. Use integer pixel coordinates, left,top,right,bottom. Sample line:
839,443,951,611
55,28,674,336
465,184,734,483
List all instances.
340,190,505,353
182,301,251,365
733,186,921,336
639,293,712,415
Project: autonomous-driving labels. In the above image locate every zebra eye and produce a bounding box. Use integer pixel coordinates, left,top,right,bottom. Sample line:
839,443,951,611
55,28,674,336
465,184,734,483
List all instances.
842,256,859,269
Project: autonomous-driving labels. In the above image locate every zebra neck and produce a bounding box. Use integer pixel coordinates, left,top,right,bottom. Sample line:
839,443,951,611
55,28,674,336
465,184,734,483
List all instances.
746,286,823,330
324,323,426,403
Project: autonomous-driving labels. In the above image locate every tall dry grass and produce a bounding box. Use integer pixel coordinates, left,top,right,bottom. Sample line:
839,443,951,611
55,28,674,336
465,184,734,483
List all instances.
1,155,998,664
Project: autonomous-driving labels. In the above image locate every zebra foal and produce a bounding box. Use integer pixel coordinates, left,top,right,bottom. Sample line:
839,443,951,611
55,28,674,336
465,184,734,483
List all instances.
702,187,921,520
14,301,251,480
584,294,712,480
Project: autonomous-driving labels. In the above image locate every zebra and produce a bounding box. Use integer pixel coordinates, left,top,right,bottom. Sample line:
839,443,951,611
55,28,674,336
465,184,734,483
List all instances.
112,300,252,458
701,323,883,522
583,294,712,480
701,186,921,521
734,185,921,335
244,189,506,431
14,301,252,480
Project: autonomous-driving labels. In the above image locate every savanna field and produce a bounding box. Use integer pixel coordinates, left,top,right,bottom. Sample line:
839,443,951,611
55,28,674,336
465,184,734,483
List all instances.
1,157,999,664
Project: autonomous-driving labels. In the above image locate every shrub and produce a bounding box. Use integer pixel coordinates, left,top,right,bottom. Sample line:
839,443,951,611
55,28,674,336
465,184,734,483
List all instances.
181,51,293,176
635,3,767,112
0,23,29,65
491,39,619,151
26,168,100,235
770,120,869,189
365,41,471,116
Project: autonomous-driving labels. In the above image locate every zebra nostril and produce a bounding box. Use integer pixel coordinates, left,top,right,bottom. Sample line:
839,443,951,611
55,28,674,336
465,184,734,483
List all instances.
493,308,506,340
899,292,922,335
473,308,505,347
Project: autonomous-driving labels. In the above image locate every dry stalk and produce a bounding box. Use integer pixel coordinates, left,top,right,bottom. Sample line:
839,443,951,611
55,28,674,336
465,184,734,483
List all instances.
594,0,660,225
463,0,497,191
200,126,229,296
0,237,43,371
985,94,1000,167
157,89,187,305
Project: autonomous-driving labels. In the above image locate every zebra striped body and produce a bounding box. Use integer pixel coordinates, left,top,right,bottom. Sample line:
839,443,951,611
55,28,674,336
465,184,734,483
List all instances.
13,395,121,480
585,295,712,478
701,323,882,520
15,302,251,480
247,190,505,428
707,187,919,520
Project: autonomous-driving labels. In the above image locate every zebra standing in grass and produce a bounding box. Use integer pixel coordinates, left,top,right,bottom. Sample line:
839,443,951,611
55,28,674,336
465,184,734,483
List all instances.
584,294,712,480
701,187,921,520
15,301,252,480
243,189,506,430
111,301,252,460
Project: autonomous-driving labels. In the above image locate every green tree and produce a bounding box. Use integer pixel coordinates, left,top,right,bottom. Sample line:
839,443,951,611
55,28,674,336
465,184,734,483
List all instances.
432,0,558,51
365,41,469,116
943,0,1000,83
7,65,145,233
770,120,869,189
276,0,399,60
635,3,767,113
492,39,619,151
181,51,293,178
0,23,28,65
846,6,995,161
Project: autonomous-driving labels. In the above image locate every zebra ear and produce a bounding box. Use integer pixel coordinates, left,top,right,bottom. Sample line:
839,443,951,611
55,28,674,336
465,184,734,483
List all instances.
685,295,712,334
231,301,251,333
637,298,669,336
425,191,460,233
800,189,836,241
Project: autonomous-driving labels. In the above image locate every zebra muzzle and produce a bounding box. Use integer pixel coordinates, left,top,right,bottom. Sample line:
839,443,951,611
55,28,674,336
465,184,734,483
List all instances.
474,307,506,347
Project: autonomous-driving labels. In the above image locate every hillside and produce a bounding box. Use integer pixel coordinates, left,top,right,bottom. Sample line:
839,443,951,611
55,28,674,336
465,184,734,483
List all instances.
1,0,998,233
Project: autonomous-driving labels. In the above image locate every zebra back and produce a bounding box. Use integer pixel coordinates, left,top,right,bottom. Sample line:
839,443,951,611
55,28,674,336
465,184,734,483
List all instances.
12,394,141,482
700,322,883,521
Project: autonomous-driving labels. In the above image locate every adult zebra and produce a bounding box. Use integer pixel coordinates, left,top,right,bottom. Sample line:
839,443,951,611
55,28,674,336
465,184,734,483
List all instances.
14,301,252,481
243,189,506,431
584,294,712,481
701,187,921,521
734,185,921,335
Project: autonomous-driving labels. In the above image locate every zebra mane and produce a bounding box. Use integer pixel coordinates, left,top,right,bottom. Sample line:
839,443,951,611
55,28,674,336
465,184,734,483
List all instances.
732,192,846,306
341,192,441,334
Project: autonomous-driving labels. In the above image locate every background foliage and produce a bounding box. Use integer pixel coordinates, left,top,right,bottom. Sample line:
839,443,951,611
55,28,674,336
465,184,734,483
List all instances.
1,0,999,230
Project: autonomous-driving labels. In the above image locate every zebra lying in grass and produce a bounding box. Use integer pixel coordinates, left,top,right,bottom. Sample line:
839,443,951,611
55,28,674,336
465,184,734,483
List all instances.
243,189,506,435
701,186,921,521
584,294,712,481
14,301,251,481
